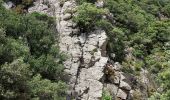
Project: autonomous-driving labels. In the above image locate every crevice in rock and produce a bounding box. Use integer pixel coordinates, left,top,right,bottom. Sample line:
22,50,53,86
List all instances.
72,32,88,99
73,51,83,91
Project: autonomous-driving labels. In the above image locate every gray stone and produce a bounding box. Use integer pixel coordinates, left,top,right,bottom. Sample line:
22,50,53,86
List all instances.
95,1,104,8
120,81,131,91
113,62,122,71
98,30,107,47
105,84,118,96
110,53,116,59
63,13,72,20
28,4,48,13
113,71,120,84
120,72,126,81
75,79,104,100
114,76,120,84
117,89,127,100
3,1,14,9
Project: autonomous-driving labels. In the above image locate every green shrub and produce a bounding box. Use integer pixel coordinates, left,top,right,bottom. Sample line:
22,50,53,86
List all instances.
73,3,106,32
102,91,112,100
0,59,31,99
28,74,67,100
0,2,68,99
107,28,126,62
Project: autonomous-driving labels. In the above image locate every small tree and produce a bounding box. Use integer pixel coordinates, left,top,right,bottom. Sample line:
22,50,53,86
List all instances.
73,3,106,32
0,59,31,99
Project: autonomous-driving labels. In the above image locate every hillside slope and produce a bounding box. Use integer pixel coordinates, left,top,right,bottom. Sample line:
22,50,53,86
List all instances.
1,0,170,100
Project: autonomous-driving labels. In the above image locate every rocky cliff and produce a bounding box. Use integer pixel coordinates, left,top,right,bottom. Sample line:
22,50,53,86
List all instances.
27,0,155,100
29,0,108,99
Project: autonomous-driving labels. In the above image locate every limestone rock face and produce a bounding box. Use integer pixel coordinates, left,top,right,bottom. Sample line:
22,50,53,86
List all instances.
29,0,108,99
53,1,108,99
27,0,152,100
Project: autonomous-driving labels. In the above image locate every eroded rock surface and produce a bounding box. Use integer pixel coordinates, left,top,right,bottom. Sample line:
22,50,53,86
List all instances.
29,0,108,99
27,0,154,100
56,1,108,99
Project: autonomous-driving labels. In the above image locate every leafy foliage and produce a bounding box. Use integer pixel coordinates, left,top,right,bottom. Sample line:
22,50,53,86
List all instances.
0,59,31,99
1,0,170,99
102,91,112,100
73,3,106,32
28,74,67,100
75,0,170,99
104,0,170,98
0,1,67,99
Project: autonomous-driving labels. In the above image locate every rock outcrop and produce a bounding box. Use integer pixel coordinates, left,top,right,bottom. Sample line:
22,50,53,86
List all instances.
29,0,108,99
28,0,155,100
56,1,108,99
104,63,133,100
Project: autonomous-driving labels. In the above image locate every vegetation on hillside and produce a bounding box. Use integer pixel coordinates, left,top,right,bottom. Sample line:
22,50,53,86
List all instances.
1,0,170,99
0,1,67,99
74,0,170,99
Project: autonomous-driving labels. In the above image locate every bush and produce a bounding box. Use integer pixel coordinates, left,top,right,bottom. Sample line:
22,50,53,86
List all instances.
24,13,56,56
0,37,29,64
0,2,68,99
28,74,67,100
73,3,106,32
107,28,125,62
0,59,31,99
0,8,26,37
102,91,112,100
